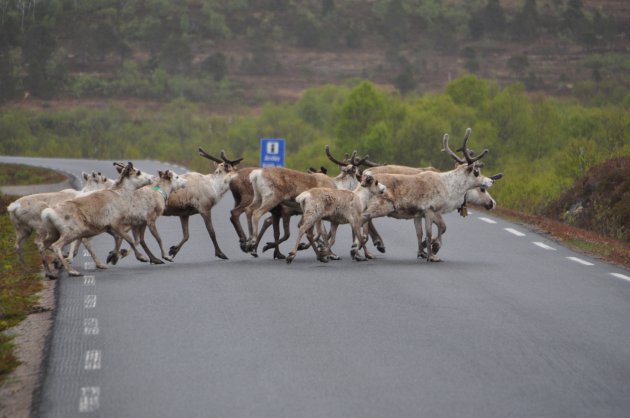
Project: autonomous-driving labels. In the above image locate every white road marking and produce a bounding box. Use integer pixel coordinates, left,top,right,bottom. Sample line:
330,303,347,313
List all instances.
83,250,89,257
79,387,100,413
84,261,95,270
83,275,95,286
504,228,526,237
566,256,594,266
610,272,630,282
533,242,556,251
84,318,99,335
478,217,497,224
84,350,101,370
84,295,97,309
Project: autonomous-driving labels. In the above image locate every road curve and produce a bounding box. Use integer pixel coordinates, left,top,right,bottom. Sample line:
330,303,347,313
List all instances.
2,156,630,418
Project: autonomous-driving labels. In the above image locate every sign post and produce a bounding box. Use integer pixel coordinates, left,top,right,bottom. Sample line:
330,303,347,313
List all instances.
260,138,285,167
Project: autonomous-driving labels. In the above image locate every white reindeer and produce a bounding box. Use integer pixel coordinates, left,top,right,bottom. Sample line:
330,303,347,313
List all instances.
40,162,153,277
286,174,387,264
8,171,112,272
163,148,241,260
362,129,501,262
107,169,187,265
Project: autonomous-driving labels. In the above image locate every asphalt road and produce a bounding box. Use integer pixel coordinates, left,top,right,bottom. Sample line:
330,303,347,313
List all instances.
2,156,630,418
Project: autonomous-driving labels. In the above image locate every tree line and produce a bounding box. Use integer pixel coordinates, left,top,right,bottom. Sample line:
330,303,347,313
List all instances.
1,75,628,219
1,0,628,104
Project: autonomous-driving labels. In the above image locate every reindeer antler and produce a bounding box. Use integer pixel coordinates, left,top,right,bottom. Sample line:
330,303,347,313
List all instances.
198,147,222,163
326,145,350,166
442,134,466,164
220,150,244,166
460,129,488,164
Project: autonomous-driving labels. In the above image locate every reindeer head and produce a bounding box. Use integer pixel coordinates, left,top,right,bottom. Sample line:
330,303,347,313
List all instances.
113,162,153,190
360,174,387,195
197,148,242,178
325,145,372,190
442,129,503,190
158,169,187,192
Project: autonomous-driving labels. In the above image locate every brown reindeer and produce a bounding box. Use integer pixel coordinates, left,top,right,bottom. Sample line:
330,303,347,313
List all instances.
244,146,367,257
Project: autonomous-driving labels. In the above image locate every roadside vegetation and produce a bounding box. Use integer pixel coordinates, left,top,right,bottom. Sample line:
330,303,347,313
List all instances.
0,164,66,186
0,191,45,383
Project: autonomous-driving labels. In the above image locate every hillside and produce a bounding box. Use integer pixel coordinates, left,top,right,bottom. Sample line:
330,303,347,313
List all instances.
1,0,630,111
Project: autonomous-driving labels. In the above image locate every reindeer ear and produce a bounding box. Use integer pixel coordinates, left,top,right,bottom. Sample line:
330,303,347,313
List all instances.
158,170,164,178
83,172,89,180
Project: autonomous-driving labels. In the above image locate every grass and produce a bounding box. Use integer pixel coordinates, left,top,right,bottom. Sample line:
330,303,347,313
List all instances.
0,192,46,384
0,164,66,186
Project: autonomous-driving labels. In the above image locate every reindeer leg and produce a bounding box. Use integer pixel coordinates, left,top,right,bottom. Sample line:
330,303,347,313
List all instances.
249,201,279,257
259,214,275,254
200,210,228,260
414,217,427,259
82,238,108,270
111,224,148,263
326,223,341,261
286,217,310,264
14,228,31,272
169,216,189,258
230,204,249,253
51,235,82,276
147,221,172,262
424,212,441,263
137,225,164,264
107,232,124,265
272,212,287,260
368,220,386,253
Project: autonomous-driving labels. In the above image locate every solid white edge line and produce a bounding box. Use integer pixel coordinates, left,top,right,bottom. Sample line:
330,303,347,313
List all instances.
533,242,556,251
478,217,497,224
79,387,100,413
566,256,594,266
504,228,525,237
610,272,630,282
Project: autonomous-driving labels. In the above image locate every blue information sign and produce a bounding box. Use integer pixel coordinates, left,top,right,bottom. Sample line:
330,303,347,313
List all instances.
260,138,285,167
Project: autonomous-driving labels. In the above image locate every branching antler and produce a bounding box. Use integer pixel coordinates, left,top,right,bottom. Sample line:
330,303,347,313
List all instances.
220,150,244,166
198,147,223,163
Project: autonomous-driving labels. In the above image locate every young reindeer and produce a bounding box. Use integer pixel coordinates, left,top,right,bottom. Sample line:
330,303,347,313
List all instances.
286,174,387,264
362,129,502,262
40,162,154,277
244,146,367,257
107,169,187,265
8,171,113,272
163,149,241,260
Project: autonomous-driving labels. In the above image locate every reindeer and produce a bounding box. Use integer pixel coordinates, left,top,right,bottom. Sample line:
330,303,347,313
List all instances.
8,171,113,272
40,162,154,277
107,170,187,265
362,154,501,258
244,146,366,257
286,174,387,264
362,129,502,262
163,149,241,260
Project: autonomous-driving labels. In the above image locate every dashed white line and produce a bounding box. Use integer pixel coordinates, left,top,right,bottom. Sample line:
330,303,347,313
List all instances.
478,217,497,224
79,387,100,413
504,228,525,237
84,295,97,309
566,256,594,266
610,272,630,282
84,318,99,335
84,261,95,270
83,250,90,257
533,242,556,251
84,350,102,370
83,275,95,286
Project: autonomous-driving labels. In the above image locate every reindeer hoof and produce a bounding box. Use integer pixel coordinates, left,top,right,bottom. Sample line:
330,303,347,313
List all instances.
120,249,129,258
163,256,173,262
431,241,441,254
428,256,442,262
317,255,330,263
297,242,310,251
96,264,108,270
250,251,258,258
168,246,179,257
239,241,248,252
262,242,274,253
216,252,229,260
68,270,83,277
150,258,165,265
107,251,119,265
286,253,296,264
45,272,59,280
274,251,286,260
